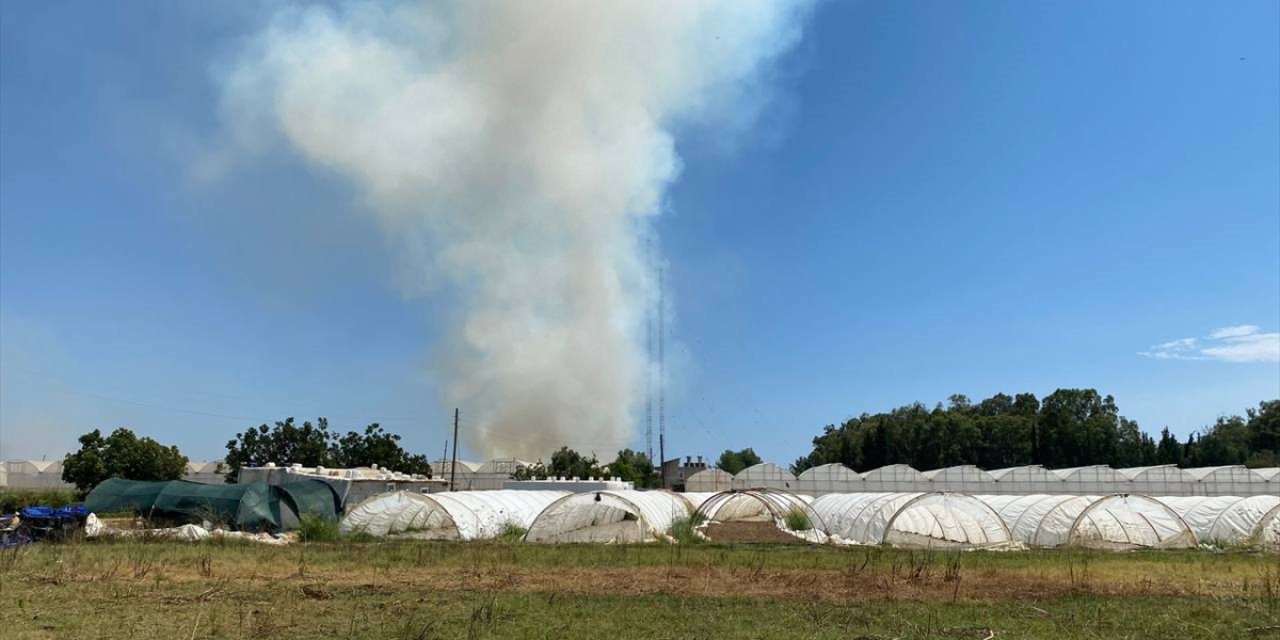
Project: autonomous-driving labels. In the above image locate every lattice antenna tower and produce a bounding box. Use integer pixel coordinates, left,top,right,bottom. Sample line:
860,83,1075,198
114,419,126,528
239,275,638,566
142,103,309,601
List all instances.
644,236,654,463
658,264,665,464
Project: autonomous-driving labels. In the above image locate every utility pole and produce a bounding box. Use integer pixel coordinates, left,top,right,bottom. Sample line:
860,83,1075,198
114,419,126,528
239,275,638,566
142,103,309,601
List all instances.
440,440,449,480
450,408,460,491
659,433,666,489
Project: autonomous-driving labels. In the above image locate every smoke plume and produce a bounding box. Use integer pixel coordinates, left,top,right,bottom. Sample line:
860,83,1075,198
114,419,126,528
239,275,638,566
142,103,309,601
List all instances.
214,1,810,459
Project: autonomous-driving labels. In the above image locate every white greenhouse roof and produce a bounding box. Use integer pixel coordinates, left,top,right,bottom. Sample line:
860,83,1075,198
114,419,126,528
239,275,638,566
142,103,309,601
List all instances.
340,490,567,539
524,490,693,543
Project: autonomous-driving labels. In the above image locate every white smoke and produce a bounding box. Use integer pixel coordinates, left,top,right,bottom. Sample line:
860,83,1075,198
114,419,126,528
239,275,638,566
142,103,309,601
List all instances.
213,1,810,459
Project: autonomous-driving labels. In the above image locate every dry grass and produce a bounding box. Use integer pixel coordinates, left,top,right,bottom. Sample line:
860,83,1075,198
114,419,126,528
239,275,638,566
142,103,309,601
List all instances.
2,539,1277,639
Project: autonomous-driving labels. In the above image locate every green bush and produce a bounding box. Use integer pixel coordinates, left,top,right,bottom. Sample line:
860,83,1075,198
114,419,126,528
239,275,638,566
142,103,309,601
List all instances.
782,507,811,531
670,512,707,544
342,531,379,544
297,513,340,542
0,488,80,513
499,521,527,542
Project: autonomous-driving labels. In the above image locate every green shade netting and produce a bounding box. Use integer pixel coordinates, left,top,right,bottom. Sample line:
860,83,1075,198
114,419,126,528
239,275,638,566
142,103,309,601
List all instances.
277,480,341,521
84,478,337,530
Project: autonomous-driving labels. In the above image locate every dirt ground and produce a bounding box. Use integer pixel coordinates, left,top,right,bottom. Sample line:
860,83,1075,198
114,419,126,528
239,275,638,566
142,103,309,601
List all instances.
703,520,806,544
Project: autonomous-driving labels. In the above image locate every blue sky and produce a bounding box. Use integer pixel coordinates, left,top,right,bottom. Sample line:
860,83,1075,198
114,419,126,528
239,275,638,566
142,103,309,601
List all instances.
2,1,1277,465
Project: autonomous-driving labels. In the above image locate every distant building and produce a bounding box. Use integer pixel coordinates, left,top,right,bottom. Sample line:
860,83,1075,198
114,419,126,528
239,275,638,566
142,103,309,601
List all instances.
432,457,531,490
504,477,634,492
0,459,226,489
238,463,446,510
661,455,709,491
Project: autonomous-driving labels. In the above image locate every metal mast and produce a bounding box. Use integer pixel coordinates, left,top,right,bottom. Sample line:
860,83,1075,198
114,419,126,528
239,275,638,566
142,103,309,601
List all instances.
645,237,654,463
658,265,665,467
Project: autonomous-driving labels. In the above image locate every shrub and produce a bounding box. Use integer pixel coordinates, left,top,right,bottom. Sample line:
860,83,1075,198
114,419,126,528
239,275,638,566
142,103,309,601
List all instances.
498,521,527,542
783,507,811,531
670,512,707,544
0,488,79,513
297,513,340,542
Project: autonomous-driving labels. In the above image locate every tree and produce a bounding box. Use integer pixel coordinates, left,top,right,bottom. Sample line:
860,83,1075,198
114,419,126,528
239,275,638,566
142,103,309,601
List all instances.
223,417,431,482
1155,428,1183,465
605,449,659,488
223,417,334,482
62,428,188,493
715,448,762,475
1245,400,1280,467
548,446,603,479
790,390,1280,472
331,424,432,476
1036,389,1122,467
1187,415,1252,467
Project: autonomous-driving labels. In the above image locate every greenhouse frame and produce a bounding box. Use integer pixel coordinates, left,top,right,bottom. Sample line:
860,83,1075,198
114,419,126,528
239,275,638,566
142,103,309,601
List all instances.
978,494,1196,549
812,492,1012,548
1156,495,1280,548
523,490,695,543
340,490,567,539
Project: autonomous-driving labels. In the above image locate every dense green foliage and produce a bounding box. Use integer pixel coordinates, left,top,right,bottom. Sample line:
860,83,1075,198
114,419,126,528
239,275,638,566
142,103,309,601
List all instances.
223,418,431,482
715,448,763,474
513,447,659,488
0,488,80,512
61,428,189,493
604,448,660,488
792,391,1280,473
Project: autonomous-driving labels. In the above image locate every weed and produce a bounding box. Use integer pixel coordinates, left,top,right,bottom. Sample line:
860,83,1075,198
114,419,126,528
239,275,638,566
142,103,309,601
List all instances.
670,513,707,544
0,488,80,513
783,507,811,531
497,521,527,543
297,513,341,542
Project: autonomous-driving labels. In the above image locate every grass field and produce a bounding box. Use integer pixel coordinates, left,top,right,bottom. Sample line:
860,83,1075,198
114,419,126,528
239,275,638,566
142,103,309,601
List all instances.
2,538,1278,639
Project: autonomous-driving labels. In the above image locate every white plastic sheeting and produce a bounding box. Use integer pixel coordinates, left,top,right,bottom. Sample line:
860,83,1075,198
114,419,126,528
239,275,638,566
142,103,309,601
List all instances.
731,463,797,491
696,490,819,526
340,490,568,539
795,463,864,495
978,494,1196,549
685,469,733,492
813,492,1011,548
1157,495,1280,547
717,463,1280,496
524,490,693,543
679,492,718,511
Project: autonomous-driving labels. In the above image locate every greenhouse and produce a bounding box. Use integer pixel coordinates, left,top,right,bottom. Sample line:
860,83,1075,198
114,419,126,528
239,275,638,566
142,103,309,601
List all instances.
1185,466,1267,496
795,463,864,495
340,490,567,539
1116,465,1193,495
695,489,821,531
921,466,995,494
861,465,927,492
684,468,733,492
1157,495,1280,548
731,463,797,491
812,492,1011,548
978,494,1195,549
524,490,694,543
84,478,338,531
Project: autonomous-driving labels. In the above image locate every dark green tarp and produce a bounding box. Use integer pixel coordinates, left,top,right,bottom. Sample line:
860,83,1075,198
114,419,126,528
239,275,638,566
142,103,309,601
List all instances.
277,481,341,521
84,478,338,531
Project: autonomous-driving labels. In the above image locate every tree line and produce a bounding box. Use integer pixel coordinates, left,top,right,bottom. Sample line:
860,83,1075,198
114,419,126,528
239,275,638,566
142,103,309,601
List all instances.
59,390,1278,492
60,418,432,492
790,390,1279,474
512,447,661,488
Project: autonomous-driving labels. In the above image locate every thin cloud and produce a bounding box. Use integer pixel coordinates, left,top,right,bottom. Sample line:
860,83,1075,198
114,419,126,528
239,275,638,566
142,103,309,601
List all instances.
1141,326,1280,363
1209,325,1261,339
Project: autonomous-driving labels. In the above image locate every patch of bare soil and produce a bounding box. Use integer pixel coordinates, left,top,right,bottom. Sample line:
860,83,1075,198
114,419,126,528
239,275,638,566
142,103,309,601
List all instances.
702,521,804,544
